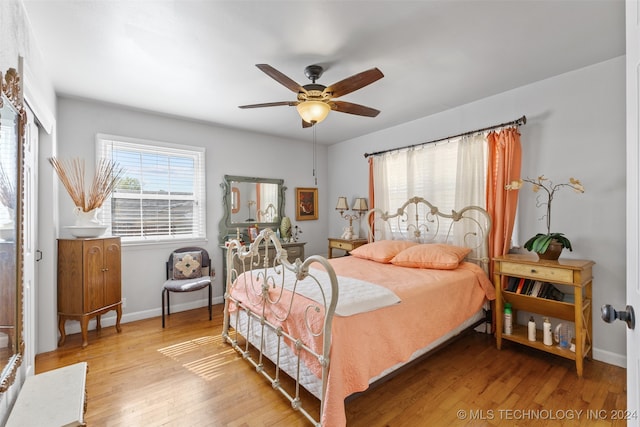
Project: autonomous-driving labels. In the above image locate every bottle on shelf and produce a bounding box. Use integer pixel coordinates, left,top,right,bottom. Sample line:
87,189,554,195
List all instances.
528,316,536,342
543,317,553,345
504,302,512,335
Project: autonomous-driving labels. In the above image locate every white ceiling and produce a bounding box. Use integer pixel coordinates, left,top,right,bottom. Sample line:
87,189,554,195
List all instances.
22,0,625,145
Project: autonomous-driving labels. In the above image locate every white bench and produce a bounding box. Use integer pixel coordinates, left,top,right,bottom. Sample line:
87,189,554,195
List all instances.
6,362,87,427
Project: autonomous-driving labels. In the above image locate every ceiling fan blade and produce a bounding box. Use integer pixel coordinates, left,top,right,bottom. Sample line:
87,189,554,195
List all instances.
256,64,305,93
325,68,384,98
238,101,298,109
331,101,380,117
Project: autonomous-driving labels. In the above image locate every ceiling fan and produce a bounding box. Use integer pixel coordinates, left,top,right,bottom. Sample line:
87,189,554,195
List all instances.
239,64,384,127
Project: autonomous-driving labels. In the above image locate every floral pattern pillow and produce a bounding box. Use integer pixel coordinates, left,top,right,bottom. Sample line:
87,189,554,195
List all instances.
173,251,203,280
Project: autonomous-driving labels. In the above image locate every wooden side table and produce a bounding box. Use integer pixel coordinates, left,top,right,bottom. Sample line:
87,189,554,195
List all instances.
327,238,368,259
493,254,594,377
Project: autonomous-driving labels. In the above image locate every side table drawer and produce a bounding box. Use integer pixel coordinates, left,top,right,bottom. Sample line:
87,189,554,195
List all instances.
332,241,351,250
500,261,573,283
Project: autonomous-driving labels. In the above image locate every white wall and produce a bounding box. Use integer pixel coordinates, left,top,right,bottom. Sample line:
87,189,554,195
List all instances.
49,97,328,341
328,56,627,367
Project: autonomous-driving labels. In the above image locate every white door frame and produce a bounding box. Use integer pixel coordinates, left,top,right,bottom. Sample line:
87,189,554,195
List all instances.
626,0,639,423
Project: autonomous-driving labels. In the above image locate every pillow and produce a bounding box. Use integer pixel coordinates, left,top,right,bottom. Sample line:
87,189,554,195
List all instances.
390,244,471,270
173,251,203,280
349,240,419,263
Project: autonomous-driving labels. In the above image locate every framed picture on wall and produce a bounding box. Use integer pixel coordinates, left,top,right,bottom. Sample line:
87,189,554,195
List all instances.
296,187,318,221
248,225,259,242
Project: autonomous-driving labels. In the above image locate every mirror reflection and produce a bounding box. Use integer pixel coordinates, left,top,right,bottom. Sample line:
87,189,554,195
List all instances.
0,68,24,394
0,94,18,366
229,180,280,224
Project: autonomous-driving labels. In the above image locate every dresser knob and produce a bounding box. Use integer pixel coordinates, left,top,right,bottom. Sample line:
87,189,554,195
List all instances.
531,269,537,273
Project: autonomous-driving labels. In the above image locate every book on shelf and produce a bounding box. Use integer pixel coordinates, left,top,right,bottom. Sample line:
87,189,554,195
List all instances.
504,276,566,301
529,280,543,297
547,284,565,301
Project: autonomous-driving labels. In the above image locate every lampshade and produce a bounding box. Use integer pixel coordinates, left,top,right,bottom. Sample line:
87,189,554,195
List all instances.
296,101,331,124
335,196,349,211
352,198,368,212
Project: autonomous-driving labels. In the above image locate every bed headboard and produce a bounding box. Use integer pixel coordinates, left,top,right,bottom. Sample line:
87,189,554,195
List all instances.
365,197,492,273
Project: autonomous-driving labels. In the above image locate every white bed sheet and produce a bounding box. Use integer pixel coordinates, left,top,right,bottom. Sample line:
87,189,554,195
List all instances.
229,308,484,399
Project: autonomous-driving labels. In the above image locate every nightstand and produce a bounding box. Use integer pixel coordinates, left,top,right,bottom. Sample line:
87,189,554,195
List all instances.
493,254,594,377
327,237,368,259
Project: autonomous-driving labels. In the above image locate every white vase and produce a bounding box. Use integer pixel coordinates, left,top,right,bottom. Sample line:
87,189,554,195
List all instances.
73,206,102,227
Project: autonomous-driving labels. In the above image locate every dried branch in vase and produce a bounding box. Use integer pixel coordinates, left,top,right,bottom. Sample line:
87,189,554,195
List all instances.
49,157,124,212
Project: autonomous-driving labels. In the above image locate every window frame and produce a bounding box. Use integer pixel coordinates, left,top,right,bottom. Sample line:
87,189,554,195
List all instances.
96,133,206,245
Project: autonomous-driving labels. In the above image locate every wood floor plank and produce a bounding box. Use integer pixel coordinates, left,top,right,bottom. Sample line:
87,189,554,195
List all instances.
36,305,626,426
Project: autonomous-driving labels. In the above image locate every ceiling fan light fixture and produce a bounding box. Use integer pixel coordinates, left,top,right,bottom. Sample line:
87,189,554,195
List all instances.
296,100,331,125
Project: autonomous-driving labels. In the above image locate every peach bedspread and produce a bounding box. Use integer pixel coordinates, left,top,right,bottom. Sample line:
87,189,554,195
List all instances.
321,257,494,426
229,256,494,426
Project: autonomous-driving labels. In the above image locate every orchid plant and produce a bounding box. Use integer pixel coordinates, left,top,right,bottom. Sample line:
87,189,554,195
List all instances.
506,175,585,254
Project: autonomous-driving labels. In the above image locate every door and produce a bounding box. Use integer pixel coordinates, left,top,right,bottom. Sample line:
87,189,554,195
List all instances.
627,0,639,421
22,104,38,375
84,241,106,313
104,238,121,306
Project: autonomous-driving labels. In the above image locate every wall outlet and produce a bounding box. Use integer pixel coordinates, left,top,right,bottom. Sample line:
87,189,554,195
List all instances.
122,297,127,308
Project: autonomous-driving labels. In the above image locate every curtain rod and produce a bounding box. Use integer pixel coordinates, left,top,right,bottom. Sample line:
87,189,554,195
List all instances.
363,115,527,158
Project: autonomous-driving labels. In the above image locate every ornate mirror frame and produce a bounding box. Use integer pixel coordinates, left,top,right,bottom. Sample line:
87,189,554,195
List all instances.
0,68,25,393
219,175,285,243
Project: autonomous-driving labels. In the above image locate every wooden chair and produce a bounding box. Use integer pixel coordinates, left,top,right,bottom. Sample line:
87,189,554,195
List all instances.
162,246,213,328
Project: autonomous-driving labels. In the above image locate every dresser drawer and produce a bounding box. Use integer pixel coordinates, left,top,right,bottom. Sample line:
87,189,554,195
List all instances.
500,261,573,283
286,246,303,260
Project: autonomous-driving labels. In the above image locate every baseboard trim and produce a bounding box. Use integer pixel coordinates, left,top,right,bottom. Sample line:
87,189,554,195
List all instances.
61,296,224,335
593,347,626,368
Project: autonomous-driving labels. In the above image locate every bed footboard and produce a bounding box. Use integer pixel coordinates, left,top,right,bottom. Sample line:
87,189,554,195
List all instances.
222,228,338,426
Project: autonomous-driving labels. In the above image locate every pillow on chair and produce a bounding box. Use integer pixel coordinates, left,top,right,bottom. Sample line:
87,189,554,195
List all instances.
173,251,203,280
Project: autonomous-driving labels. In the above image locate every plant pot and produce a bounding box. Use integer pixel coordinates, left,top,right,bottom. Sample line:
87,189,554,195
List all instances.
537,239,563,261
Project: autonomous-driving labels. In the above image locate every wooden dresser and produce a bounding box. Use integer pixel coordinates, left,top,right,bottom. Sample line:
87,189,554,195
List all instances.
57,237,122,347
220,241,305,291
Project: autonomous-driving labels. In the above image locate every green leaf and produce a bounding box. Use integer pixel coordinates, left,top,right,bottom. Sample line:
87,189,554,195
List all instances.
523,232,573,253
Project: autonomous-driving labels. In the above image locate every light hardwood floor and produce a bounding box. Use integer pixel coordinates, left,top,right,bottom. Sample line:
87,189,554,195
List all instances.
36,305,627,426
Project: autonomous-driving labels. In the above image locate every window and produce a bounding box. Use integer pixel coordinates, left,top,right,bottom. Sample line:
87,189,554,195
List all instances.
97,134,206,243
373,134,488,241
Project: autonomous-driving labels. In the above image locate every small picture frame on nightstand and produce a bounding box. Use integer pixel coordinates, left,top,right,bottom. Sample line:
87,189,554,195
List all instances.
248,225,259,242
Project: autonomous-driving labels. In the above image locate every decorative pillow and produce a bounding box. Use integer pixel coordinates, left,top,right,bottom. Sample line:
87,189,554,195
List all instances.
173,251,203,280
349,240,419,263
390,244,471,270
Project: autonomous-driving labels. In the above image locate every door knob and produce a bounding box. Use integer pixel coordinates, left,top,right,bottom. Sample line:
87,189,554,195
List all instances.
601,304,635,330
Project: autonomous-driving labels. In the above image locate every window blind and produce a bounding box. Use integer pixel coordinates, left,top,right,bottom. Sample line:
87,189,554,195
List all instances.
97,134,206,243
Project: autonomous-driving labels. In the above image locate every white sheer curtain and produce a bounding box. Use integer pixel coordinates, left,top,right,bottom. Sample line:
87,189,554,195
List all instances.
372,134,488,242
454,134,489,258
258,182,278,222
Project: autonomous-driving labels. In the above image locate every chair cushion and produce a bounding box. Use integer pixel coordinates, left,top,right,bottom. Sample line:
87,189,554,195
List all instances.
163,277,211,292
173,251,203,280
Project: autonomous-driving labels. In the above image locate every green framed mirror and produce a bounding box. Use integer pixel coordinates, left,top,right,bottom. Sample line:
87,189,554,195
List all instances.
219,175,285,243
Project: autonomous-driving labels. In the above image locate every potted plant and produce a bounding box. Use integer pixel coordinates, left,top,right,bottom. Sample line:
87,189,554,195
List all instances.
506,175,585,260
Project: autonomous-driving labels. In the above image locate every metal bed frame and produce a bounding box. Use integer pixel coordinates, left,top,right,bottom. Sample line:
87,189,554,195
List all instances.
222,197,491,426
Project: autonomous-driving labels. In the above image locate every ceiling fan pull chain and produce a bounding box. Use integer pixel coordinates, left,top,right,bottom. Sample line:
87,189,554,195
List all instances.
313,125,317,186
